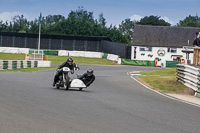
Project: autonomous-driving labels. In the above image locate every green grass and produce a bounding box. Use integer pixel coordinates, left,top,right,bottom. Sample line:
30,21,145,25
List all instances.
48,55,115,65
135,68,186,93
0,53,26,60
0,67,56,72
0,53,115,72
0,53,115,65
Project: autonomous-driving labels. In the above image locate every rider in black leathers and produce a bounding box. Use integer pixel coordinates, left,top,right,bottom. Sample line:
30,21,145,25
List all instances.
79,67,95,87
53,57,78,87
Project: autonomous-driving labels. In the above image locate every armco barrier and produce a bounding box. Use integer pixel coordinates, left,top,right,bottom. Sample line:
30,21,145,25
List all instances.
0,60,51,70
176,64,200,98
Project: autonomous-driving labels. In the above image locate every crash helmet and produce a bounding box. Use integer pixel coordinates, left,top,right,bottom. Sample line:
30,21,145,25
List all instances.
67,57,73,65
87,67,94,76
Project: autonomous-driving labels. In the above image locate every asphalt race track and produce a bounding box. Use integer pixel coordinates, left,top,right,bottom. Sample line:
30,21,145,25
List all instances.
0,65,200,133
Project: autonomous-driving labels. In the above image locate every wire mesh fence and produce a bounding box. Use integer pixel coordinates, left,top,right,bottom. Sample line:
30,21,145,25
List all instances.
0,32,131,58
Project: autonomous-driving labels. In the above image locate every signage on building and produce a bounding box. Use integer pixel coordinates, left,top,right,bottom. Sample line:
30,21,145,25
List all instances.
157,48,165,56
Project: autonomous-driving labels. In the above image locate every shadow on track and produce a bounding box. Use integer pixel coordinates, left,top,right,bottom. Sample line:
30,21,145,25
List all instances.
51,87,93,93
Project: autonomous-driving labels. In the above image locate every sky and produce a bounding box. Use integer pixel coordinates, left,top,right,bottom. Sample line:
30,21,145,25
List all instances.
0,0,199,26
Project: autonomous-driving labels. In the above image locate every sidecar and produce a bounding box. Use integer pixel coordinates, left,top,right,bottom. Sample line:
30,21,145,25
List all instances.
70,79,87,91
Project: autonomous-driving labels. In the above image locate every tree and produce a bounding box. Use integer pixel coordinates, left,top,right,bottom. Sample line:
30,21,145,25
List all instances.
0,7,131,44
12,15,29,32
177,15,200,27
137,15,171,26
98,13,106,27
0,20,7,31
118,18,135,45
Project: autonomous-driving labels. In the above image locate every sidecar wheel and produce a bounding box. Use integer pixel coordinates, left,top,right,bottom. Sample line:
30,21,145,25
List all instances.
79,88,83,91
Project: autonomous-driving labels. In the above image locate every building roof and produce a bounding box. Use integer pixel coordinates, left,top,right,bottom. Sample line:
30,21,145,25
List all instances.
132,25,200,48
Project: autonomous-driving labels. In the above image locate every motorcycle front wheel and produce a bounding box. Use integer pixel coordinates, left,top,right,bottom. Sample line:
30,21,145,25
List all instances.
56,84,60,89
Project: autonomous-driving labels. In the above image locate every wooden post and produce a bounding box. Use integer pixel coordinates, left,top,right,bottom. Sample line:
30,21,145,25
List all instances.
193,47,200,65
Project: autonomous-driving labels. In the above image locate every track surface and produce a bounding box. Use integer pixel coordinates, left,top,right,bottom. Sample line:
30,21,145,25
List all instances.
0,65,200,133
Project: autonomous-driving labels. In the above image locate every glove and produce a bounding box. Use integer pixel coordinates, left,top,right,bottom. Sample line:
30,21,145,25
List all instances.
75,64,80,70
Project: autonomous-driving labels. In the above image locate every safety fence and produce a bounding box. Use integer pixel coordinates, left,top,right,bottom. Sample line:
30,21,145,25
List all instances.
0,32,130,58
176,64,200,98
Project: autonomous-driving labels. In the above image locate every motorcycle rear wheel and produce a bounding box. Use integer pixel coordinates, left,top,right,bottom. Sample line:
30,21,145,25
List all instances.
64,84,69,90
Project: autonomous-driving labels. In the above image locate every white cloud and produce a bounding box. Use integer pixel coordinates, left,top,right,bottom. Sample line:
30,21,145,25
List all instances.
129,14,143,22
160,16,174,25
0,11,28,22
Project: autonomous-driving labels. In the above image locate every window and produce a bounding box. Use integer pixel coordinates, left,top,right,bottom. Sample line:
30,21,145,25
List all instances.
140,47,152,52
167,48,177,53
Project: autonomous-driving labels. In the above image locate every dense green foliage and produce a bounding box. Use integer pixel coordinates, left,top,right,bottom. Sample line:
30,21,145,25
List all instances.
1,7,194,45
177,15,200,27
0,7,132,45
136,15,171,26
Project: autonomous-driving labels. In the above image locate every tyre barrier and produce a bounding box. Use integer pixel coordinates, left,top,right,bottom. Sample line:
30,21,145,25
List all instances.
0,60,38,70
176,64,200,98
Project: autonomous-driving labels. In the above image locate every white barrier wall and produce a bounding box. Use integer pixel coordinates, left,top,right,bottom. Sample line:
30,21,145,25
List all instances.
58,50,104,58
38,61,52,67
107,54,119,61
118,58,121,64
0,47,29,54
58,50,69,56
58,50,120,61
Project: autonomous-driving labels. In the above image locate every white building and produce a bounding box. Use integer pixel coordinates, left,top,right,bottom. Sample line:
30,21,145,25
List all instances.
131,25,199,67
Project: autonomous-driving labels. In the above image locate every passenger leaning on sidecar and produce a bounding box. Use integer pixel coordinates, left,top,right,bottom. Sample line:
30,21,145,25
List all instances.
53,57,78,87
79,67,95,87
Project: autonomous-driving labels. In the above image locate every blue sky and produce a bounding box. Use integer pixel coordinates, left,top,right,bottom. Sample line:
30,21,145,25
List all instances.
0,0,199,26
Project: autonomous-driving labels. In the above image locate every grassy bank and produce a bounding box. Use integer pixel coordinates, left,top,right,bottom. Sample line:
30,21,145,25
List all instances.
0,67,56,72
0,53,25,60
0,53,115,72
0,53,115,65
48,55,115,65
134,68,186,93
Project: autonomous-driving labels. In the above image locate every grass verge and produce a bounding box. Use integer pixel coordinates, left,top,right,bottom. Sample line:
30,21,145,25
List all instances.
0,53,26,60
134,68,187,93
48,55,115,65
0,53,115,72
0,67,56,72
0,53,115,65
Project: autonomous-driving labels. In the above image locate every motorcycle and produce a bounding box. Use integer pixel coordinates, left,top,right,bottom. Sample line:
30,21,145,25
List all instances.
55,67,86,91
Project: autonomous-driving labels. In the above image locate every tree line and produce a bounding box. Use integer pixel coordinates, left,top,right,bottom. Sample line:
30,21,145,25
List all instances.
0,7,199,45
